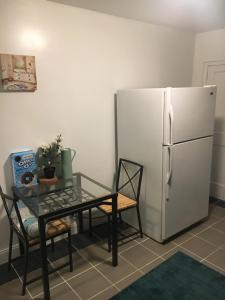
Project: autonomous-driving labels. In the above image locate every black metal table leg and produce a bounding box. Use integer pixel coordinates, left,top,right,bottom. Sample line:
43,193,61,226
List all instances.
18,239,25,256
77,173,84,233
38,217,50,300
78,211,83,233
111,193,118,266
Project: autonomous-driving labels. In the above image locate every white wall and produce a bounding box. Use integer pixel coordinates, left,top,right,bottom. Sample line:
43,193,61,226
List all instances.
0,0,195,262
192,29,225,200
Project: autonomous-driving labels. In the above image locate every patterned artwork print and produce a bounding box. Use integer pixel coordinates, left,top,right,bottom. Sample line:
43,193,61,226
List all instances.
0,54,37,91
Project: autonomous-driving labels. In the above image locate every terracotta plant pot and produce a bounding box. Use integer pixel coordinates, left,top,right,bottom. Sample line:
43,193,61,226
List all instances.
43,166,55,179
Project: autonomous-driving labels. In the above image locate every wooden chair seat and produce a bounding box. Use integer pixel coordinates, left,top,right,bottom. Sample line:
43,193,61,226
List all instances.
99,193,137,214
28,219,71,246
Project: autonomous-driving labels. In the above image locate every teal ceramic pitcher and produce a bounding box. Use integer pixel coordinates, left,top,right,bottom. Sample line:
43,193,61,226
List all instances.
61,148,76,180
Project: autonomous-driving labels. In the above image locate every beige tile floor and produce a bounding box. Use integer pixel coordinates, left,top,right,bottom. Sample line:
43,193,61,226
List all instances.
1,200,225,300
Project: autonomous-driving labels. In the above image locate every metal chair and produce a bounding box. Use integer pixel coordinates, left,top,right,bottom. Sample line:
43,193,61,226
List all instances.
89,158,144,251
0,185,73,295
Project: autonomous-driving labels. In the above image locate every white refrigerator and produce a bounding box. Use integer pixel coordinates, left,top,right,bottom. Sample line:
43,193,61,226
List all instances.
116,86,216,242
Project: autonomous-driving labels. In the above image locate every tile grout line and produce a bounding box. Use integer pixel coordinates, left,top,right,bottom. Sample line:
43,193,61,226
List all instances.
132,228,225,271
188,220,225,248
50,257,94,282
37,238,225,300
208,226,225,236
117,252,141,271
47,257,82,300
192,233,225,248
168,214,225,247
134,235,178,256
113,269,142,286
200,247,220,263
173,240,225,273
58,275,83,299
67,242,121,296
26,222,225,297
72,237,161,292
136,243,176,262
178,245,207,260
93,230,146,256
32,258,82,300
119,255,163,279
117,244,177,279
93,247,164,283
116,240,140,255
11,263,34,299
13,212,225,299
172,234,197,246
87,285,116,300
32,281,66,299
77,253,121,292
89,232,196,282
93,223,225,281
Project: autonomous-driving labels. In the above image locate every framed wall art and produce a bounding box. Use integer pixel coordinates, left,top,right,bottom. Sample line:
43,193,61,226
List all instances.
0,54,37,91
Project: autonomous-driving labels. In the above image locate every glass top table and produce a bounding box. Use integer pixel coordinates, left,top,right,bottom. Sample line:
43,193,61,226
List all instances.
12,172,118,300
13,172,114,217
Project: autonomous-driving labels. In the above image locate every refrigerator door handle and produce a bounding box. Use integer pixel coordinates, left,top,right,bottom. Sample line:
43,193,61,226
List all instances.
169,103,174,145
166,146,173,185
166,146,173,201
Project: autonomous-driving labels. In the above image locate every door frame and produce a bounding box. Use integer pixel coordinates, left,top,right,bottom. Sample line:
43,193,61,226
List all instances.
203,60,225,200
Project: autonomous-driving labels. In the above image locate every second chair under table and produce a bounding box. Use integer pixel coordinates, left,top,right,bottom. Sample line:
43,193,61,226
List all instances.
89,158,144,251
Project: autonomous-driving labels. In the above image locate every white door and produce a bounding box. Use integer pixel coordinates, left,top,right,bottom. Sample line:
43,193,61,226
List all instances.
163,87,216,145
204,62,225,200
162,136,213,240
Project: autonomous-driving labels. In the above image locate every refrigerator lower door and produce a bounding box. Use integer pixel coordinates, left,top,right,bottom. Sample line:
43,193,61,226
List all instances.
162,136,213,240
163,86,216,145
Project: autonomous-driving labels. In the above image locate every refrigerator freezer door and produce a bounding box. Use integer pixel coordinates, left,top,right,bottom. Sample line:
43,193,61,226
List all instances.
162,136,213,240
163,86,216,145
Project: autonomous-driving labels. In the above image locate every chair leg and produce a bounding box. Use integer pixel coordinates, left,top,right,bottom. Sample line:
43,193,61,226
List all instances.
22,245,29,296
136,206,143,238
8,227,13,271
107,215,111,252
89,208,92,237
68,230,73,272
19,239,25,256
51,237,55,252
118,212,123,224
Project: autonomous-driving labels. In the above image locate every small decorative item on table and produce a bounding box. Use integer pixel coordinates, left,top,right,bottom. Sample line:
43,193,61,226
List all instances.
39,176,59,185
38,134,63,183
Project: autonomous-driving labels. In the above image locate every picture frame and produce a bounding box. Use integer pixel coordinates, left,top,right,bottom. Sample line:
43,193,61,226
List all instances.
0,53,37,92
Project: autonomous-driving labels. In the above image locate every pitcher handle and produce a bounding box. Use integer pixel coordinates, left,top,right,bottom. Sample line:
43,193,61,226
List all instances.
71,149,76,161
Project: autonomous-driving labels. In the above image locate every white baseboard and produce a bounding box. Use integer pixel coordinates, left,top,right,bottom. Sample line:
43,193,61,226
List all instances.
210,181,225,201
214,131,225,147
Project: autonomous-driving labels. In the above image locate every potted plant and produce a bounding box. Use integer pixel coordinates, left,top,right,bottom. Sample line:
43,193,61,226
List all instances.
39,134,63,179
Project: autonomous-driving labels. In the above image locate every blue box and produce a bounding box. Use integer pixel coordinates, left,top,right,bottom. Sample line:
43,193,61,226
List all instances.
11,150,38,187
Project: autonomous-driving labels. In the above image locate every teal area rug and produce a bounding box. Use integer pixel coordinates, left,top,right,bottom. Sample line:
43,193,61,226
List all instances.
112,252,225,300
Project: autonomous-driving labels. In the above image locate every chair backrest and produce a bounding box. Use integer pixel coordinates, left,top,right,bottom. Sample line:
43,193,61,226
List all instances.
116,158,143,202
0,185,13,224
0,185,28,240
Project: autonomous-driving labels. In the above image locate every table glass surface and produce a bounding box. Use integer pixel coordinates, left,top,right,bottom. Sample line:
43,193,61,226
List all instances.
12,173,113,217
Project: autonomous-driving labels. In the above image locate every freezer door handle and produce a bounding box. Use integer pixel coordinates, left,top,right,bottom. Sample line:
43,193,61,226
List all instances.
166,146,173,185
169,103,174,145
